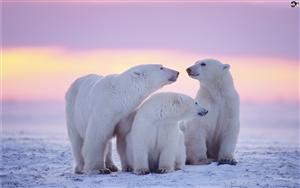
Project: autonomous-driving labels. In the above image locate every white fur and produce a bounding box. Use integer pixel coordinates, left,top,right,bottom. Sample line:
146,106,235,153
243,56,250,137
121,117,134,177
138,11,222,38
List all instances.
115,110,136,172
123,92,208,175
65,64,179,174
184,59,240,165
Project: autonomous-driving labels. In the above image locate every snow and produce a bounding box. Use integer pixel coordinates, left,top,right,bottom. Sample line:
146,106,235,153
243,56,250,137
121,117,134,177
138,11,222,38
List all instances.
1,102,300,187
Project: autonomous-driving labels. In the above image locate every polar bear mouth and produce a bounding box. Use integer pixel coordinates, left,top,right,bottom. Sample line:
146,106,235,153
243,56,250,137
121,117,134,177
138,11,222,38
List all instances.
187,68,199,77
198,110,208,116
189,73,200,77
168,76,178,82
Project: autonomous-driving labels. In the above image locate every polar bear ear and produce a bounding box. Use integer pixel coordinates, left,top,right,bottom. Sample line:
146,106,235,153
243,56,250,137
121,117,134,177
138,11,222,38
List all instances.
223,64,230,70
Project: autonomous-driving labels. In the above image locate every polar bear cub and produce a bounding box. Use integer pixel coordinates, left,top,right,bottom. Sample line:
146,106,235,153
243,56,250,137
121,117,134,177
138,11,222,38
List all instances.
185,59,240,165
65,64,179,174
125,92,208,175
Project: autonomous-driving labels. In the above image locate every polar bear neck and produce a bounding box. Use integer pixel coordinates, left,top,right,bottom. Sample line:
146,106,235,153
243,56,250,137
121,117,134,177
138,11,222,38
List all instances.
115,74,153,111
198,73,237,104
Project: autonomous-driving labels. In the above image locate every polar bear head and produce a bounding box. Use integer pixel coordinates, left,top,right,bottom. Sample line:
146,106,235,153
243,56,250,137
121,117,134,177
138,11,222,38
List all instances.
124,64,179,93
142,92,208,122
186,59,232,86
167,93,208,121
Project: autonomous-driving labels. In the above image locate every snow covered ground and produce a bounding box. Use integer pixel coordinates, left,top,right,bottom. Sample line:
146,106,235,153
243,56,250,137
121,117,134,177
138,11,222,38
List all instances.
1,102,300,187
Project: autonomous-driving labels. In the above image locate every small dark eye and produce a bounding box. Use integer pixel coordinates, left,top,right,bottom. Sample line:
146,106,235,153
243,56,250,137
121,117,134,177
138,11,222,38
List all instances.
195,102,198,105
200,62,206,66
160,66,164,70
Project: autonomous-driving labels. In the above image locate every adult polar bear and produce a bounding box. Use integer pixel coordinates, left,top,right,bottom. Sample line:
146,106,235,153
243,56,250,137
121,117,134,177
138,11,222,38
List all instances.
65,64,179,174
184,59,240,165
123,92,208,175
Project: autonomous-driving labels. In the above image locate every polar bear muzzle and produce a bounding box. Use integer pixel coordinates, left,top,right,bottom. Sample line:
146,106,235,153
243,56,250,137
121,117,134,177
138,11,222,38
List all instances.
186,67,199,77
198,109,208,116
168,71,179,82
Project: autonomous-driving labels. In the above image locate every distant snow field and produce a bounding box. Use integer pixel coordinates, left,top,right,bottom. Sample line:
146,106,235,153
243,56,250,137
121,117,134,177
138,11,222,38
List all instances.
1,102,300,187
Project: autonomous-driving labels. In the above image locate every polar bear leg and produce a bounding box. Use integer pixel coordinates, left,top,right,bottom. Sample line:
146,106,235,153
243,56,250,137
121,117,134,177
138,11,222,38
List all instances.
132,145,149,175
82,138,108,174
116,135,131,171
67,128,84,174
82,121,112,174
175,152,185,170
175,137,186,170
157,147,175,174
105,140,118,172
186,131,212,165
218,131,238,165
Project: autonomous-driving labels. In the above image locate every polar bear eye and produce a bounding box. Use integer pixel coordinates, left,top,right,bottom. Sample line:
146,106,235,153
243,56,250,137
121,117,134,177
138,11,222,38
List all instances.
160,66,164,70
195,102,198,105
200,62,206,66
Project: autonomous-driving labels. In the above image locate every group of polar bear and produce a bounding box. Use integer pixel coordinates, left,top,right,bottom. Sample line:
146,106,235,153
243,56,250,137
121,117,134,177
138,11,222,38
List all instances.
65,59,240,175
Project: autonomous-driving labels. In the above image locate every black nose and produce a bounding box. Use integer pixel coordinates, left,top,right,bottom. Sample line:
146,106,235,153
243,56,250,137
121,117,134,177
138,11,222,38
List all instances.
186,68,192,74
198,110,208,116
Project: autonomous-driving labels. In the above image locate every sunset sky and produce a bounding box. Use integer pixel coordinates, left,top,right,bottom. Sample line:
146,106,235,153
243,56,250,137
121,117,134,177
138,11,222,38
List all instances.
2,1,299,103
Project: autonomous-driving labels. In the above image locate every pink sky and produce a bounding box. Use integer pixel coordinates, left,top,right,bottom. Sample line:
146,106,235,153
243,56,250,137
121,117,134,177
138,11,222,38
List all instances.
2,1,299,103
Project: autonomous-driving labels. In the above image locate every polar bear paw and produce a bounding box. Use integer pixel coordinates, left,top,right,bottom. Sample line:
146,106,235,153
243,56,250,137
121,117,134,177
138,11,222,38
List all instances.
74,165,84,174
175,164,184,171
106,164,118,172
134,168,150,175
98,168,112,174
218,158,237,166
156,167,174,174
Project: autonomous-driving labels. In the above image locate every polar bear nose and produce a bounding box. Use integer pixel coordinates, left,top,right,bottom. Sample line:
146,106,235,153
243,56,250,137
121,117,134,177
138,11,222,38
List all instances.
186,67,199,77
186,67,192,74
198,110,208,116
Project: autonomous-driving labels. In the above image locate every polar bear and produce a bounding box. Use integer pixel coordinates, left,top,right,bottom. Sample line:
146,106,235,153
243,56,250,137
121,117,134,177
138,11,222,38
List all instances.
123,92,208,175
184,59,240,165
65,64,179,174
114,110,137,172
